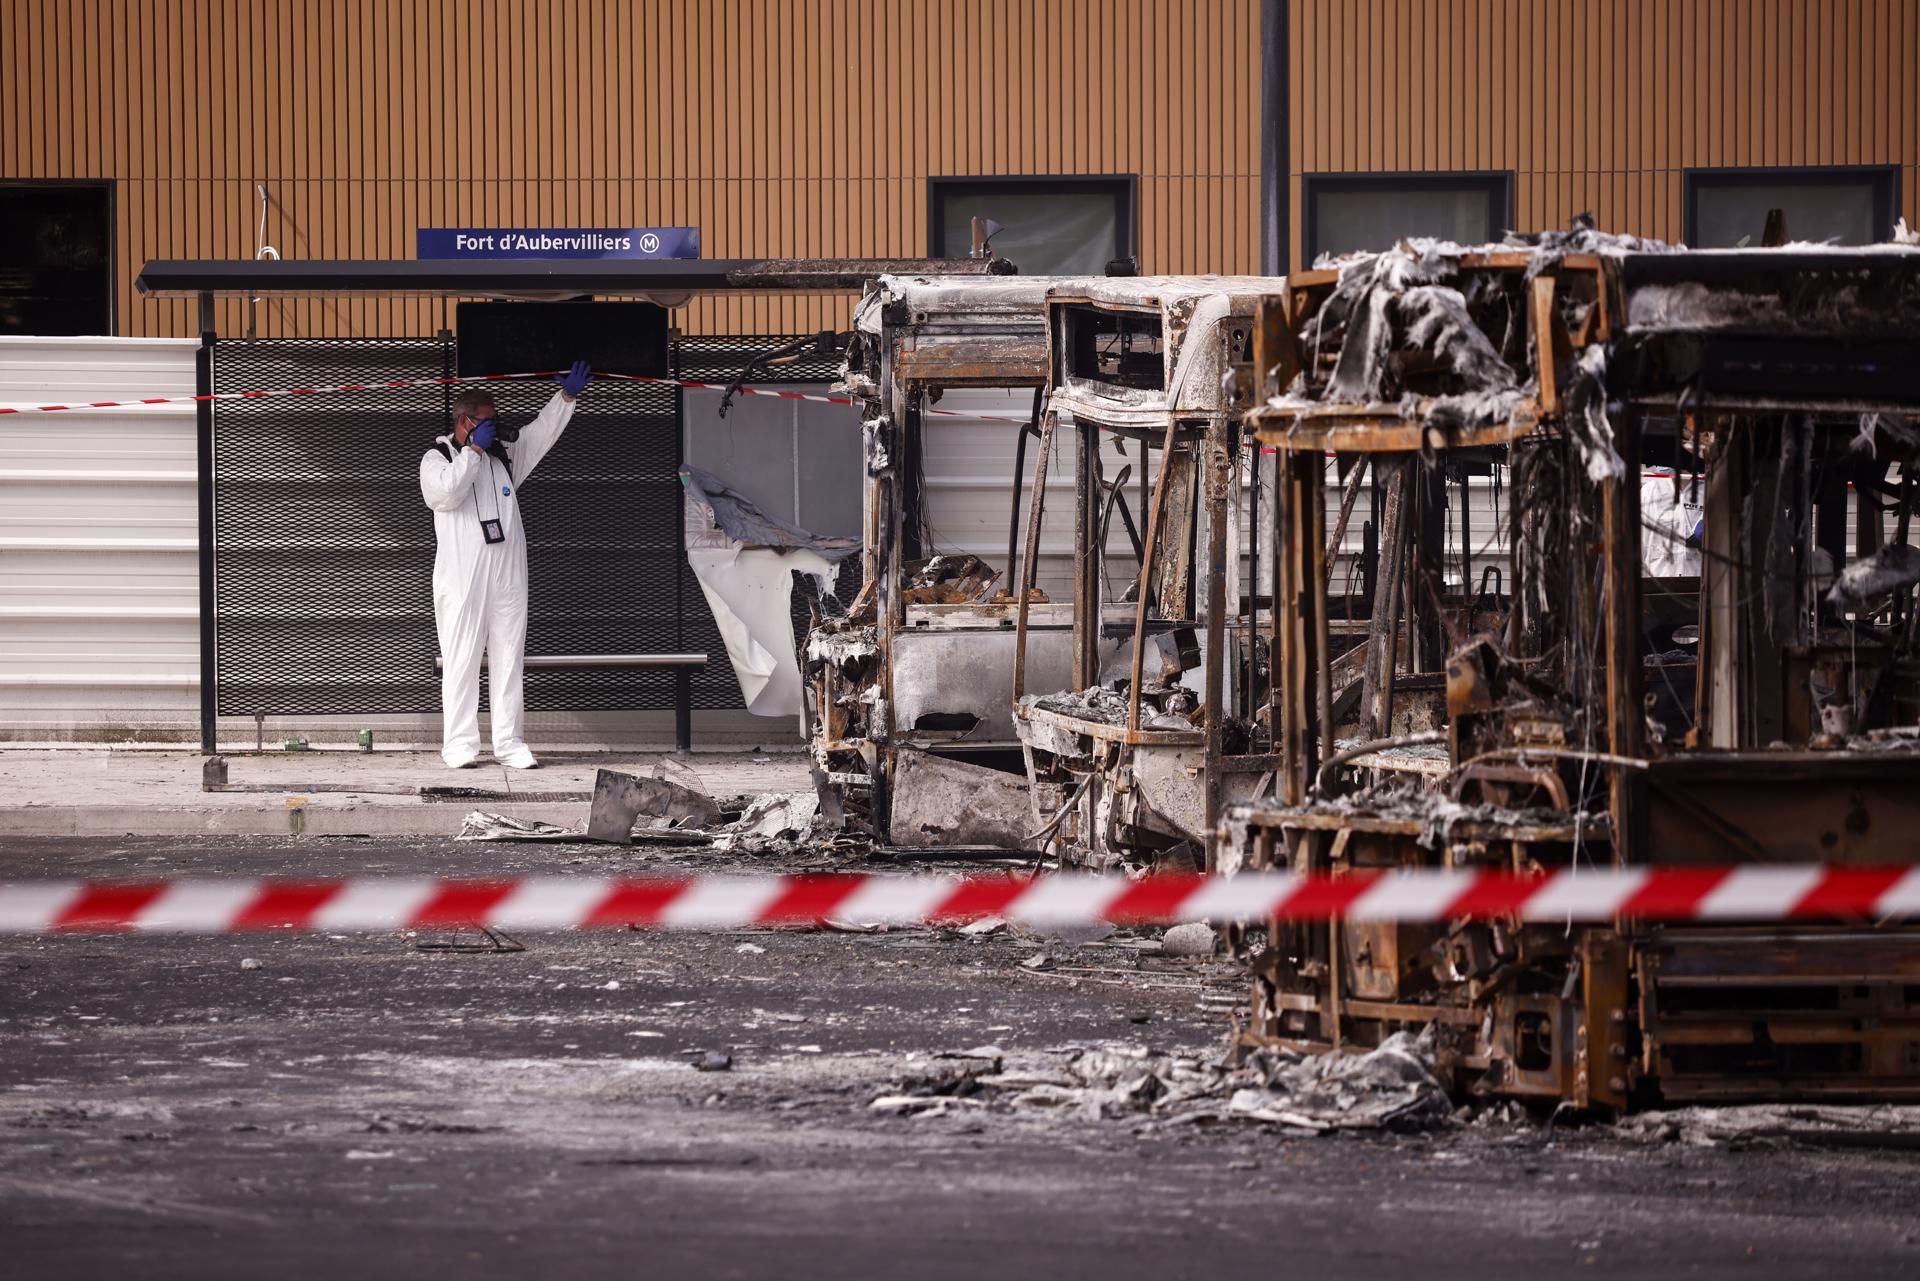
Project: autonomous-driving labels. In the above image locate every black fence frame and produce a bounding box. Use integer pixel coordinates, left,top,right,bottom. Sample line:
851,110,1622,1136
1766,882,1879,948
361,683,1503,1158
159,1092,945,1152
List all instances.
194,307,843,750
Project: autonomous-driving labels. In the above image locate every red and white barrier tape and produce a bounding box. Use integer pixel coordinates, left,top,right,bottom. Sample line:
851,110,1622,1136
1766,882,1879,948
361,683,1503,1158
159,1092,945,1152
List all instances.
0,368,1037,425
2,867,1915,933
0,370,1294,445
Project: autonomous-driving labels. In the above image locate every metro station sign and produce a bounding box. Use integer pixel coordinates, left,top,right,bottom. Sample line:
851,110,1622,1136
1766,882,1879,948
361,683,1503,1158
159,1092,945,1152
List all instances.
415,226,700,260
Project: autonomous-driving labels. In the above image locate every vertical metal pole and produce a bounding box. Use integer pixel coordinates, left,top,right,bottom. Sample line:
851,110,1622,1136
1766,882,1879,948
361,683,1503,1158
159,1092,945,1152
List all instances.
672,340,688,749
1007,389,1042,590
1072,420,1102,691
196,292,218,753
1415,460,1446,670
1308,459,1333,780
900,395,925,562
1201,420,1231,866
1603,412,1646,863
675,669,692,753
1259,0,1290,275
1248,435,1262,716
1011,413,1057,704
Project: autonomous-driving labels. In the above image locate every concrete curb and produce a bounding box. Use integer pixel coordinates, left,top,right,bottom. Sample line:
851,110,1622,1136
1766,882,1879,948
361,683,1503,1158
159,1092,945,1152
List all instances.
0,800,592,839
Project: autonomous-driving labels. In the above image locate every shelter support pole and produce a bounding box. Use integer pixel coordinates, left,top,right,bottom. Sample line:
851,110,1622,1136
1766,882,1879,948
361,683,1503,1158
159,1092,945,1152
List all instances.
196,292,217,753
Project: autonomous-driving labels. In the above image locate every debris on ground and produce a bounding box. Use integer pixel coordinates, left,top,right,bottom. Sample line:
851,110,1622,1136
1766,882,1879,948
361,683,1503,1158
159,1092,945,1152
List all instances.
456,811,585,842
1157,923,1218,957
451,762,847,858
870,1050,1005,1115
585,765,724,843
456,810,712,846
886,748,1038,849
364,1113,495,1136
1616,1104,1920,1150
873,1031,1453,1133
716,791,822,852
693,1051,734,1072
649,755,708,796
1215,1034,1454,1131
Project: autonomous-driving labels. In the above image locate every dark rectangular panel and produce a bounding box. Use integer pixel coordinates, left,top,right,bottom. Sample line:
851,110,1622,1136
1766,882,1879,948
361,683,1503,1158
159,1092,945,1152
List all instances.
456,301,670,379
0,180,115,336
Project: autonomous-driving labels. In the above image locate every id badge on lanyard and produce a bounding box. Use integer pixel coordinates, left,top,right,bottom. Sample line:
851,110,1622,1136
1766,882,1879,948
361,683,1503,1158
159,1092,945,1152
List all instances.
475,455,508,544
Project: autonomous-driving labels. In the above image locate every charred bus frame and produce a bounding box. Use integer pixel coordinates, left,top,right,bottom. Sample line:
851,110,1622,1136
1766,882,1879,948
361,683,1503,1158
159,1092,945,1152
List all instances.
1011,277,1280,868
809,274,1083,846
1230,240,1920,1108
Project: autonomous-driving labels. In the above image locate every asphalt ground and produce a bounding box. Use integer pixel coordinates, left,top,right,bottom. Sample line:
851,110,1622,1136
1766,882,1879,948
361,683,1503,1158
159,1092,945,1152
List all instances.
3,836,1918,1280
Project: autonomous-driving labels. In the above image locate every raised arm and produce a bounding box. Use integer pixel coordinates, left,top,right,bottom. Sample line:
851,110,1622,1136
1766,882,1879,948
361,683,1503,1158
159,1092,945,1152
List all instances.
511,361,592,482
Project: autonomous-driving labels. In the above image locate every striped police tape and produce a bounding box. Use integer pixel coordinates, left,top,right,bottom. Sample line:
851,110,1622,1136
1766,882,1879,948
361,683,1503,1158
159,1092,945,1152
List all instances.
0,368,1311,454
1,866,1916,933
0,368,1036,424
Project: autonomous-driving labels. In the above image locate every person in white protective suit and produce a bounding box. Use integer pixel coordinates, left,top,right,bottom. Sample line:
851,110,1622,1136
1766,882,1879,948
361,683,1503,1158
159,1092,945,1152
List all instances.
419,360,592,768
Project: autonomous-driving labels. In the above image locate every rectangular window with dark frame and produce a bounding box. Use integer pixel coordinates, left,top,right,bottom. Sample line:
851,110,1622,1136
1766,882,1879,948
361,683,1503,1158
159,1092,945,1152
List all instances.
1685,166,1900,247
928,175,1137,276
0,180,115,336
1303,172,1513,264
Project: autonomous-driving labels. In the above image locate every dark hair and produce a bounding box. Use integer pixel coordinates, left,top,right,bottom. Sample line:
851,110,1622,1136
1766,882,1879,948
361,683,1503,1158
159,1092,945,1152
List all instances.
452,388,495,420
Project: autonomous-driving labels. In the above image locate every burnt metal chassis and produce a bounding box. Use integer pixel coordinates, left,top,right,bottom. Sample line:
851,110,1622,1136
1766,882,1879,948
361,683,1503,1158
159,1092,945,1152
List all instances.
807,284,1060,838
1009,410,1244,866
1007,285,1280,868
1230,249,1920,1108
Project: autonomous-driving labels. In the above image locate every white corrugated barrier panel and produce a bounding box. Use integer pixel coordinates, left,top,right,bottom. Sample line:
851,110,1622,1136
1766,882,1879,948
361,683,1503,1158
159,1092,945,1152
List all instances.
0,336,200,741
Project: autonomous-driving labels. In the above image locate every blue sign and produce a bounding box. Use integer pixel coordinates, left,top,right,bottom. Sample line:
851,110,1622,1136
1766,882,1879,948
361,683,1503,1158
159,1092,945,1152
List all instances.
415,227,699,260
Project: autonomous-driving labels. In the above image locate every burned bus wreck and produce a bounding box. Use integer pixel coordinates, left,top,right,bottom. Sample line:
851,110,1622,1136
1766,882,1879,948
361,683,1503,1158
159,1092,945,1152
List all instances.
1011,277,1278,869
1227,236,1920,1108
806,274,1082,847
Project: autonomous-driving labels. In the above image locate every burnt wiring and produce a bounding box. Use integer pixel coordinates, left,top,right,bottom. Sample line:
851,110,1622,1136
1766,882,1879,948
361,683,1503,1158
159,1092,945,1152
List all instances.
717,330,851,418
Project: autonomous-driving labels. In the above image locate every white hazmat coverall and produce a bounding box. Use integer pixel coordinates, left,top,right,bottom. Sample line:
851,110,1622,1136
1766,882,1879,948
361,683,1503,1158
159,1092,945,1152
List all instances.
419,391,577,767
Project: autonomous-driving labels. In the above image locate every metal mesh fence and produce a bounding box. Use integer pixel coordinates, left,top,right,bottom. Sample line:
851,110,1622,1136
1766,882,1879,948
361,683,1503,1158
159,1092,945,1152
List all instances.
209,334,842,718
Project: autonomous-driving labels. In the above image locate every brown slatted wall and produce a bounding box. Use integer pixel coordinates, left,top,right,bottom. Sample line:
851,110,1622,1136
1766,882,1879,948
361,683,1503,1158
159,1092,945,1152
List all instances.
13,1,1917,338
1289,0,1920,267
2,0,1261,339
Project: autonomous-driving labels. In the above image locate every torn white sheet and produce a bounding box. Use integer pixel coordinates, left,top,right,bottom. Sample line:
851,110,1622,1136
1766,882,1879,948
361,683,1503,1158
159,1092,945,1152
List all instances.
1641,472,1703,576
687,544,833,717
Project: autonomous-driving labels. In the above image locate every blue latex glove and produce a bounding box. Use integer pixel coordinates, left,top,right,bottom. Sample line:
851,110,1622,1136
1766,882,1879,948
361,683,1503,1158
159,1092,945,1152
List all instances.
560,359,591,399
469,418,497,450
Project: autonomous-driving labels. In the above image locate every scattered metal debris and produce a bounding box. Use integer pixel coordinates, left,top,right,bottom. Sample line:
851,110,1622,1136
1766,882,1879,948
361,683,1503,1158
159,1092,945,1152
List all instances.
873,1031,1452,1132
414,925,525,954
1617,1104,1920,1150
585,767,724,844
